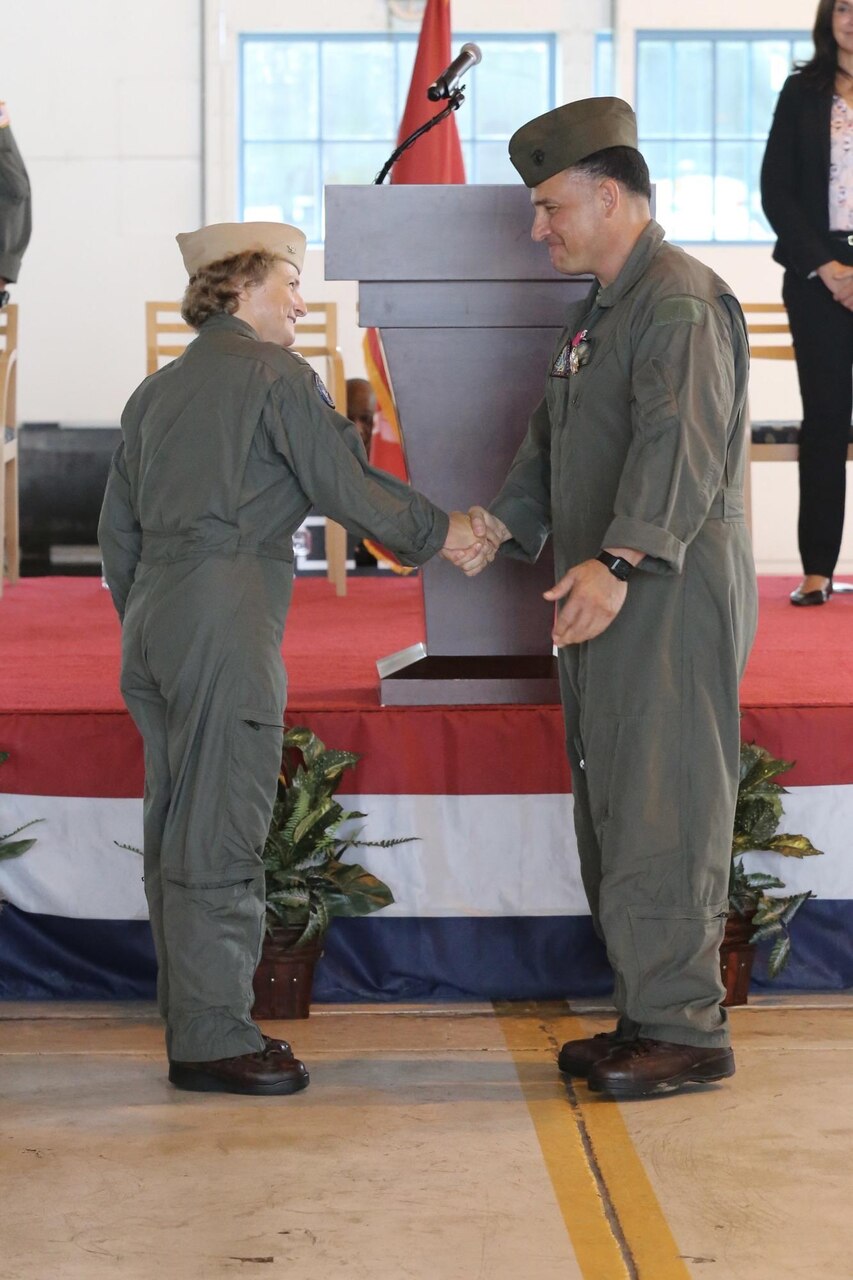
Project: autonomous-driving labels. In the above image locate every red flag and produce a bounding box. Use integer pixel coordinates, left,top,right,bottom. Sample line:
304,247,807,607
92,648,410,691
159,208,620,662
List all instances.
364,0,465,569
391,0,466,187
363,329,408,484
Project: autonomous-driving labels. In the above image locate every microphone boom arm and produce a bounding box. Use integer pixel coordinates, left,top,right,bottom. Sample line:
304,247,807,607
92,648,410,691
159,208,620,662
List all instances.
373,88,465,186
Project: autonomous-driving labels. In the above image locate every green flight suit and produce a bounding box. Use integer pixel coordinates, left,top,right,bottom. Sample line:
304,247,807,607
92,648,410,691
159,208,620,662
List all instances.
490,222,758,1047
99,313,448,1062
0,116,31,284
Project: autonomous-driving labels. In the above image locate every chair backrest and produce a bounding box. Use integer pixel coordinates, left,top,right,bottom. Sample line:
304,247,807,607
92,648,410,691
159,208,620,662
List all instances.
0,304,18,427
742,302,795,360
144,301,345,406
145,301,193,374
290,301,346,407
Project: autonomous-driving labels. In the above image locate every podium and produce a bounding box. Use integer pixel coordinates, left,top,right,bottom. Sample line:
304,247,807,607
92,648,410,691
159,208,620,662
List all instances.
325,185,591,705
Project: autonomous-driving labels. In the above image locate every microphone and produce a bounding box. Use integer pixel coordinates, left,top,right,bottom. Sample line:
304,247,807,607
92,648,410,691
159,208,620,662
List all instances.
427,43,482,101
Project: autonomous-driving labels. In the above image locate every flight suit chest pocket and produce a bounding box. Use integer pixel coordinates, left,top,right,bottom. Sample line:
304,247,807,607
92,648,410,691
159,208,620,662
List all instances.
549,331,618,418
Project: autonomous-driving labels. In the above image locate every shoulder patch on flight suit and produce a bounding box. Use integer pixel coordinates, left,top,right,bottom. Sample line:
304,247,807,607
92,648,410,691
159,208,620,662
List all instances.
652,296,706,326
312,370,335,408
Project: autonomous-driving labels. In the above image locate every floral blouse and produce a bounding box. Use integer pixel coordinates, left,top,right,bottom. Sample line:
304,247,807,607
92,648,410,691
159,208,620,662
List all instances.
829,95,853,231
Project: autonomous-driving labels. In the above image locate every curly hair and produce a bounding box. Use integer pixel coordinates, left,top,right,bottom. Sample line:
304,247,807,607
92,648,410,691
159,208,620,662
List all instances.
181,249,284,330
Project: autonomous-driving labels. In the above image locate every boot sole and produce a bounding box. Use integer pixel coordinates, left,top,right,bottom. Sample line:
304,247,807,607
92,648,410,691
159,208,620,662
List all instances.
557,1055,610,1078
169,1063,310,1096
588,1056,734,1098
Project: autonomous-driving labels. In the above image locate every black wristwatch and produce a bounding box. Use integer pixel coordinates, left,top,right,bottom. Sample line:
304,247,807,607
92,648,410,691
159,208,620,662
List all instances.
596,550,635,582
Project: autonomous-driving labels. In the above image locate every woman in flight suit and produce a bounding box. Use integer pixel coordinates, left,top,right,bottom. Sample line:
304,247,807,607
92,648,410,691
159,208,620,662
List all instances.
99,222,475,1095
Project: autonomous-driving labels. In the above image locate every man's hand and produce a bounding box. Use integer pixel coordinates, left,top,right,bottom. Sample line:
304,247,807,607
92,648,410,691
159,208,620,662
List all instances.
442,506,511,577
544,558,628,646
441,510,482,559
817,260,853,309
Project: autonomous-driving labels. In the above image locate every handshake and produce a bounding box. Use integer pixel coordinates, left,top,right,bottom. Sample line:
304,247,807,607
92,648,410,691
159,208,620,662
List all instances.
437,504,637,648
439,506,511,576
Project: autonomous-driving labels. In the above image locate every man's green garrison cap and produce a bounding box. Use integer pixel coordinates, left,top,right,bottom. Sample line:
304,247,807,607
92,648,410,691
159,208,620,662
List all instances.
509,97,639,188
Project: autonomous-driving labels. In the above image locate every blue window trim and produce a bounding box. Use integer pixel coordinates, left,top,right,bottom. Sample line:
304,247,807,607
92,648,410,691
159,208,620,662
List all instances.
632,28,811,244
594,31,614,97
238,30,557,242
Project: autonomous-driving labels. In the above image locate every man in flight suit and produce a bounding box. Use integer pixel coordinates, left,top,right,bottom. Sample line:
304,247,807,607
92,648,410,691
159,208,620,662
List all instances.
99,222,479,1095
452,99,758,1098
0,101,31,307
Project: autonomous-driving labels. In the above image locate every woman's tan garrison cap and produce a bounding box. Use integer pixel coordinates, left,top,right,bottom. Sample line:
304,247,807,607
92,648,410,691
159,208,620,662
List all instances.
176,222,307,275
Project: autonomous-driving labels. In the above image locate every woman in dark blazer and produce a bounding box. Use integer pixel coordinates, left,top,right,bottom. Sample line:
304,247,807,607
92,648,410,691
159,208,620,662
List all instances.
761,0,853,605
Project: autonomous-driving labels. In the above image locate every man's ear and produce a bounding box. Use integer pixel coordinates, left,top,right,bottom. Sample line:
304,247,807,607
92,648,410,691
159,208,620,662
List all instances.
599,177,621,216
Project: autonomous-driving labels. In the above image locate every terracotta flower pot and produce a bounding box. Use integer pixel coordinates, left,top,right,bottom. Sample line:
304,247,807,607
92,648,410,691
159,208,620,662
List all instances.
719,909,757,1007
252,925,324,1020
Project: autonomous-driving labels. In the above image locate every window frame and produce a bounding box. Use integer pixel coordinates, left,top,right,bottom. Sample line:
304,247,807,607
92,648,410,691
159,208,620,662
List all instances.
238,30,557,243
634,27,812,244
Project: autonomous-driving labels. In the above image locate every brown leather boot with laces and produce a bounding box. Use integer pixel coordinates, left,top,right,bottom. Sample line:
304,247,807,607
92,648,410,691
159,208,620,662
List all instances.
169,1044,309,1095
587,1037,734,1098
557,1030,623,1077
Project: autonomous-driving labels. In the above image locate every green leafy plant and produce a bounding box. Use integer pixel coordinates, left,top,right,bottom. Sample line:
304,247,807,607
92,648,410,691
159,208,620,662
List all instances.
730,742,823,977
0,752,40,903
263,726,415,948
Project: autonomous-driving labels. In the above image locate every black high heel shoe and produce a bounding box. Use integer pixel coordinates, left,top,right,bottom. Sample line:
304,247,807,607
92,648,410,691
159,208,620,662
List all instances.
790,579,832,606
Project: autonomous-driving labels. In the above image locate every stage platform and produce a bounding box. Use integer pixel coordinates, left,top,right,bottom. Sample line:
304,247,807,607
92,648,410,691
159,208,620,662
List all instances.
0,575,851,1002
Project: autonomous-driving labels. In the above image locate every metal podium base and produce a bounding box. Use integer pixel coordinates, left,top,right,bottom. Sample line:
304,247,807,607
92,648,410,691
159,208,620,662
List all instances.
377,644,560,706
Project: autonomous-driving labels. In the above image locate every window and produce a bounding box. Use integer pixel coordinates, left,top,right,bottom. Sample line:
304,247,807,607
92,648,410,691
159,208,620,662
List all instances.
240,33,557,242
635,31,812,242
594,31,614,97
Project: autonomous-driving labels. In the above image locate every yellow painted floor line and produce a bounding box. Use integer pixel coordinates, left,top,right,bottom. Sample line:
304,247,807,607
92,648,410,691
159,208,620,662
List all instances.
495,1001,692,1280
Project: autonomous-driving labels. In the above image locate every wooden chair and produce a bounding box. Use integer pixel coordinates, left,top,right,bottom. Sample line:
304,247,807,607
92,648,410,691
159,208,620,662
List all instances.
144,299,349,594
0,304,19,597
743,301,796,363
742,301,853,458
145,300,194,374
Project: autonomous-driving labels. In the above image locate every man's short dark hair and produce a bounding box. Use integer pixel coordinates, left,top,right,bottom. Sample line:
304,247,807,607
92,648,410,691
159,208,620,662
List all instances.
572,146,651,200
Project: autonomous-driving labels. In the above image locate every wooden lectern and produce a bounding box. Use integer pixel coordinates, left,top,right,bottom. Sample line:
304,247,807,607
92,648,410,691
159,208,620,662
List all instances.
325,185,590,705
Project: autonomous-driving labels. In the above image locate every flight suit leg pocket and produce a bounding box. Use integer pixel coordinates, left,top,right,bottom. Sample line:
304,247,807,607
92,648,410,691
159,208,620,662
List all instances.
624,902,729,1035
165,706,285,890
159,667,284,887
580,716,622,844
220,706,285,880
583,712,683,867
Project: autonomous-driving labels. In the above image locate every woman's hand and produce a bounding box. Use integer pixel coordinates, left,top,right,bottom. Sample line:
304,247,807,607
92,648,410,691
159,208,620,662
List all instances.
816,260,853,310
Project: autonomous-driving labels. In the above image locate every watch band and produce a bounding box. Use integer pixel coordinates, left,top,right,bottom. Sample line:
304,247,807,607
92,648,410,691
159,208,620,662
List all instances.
596,550,634,582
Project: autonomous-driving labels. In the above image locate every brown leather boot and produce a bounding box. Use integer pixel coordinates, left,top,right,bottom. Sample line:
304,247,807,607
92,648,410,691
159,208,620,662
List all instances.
587,1038,735,1098
262,1035,294,1059
169,1045,309,1095
557,1030,623,1077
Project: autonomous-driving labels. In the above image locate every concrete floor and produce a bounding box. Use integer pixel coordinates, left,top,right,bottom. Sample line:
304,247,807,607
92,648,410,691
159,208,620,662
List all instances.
0,995,850,1280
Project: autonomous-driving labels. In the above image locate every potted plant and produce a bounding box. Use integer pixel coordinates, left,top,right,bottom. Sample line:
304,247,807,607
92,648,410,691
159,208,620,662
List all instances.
253,725,414,1019
0,751,40,910
721,741,823,1006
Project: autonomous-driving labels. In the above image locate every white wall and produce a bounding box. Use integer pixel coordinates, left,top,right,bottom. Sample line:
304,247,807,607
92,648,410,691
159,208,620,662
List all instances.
2,0,849,571
1,0,202,425
613,0,853,572
203,0,610,388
